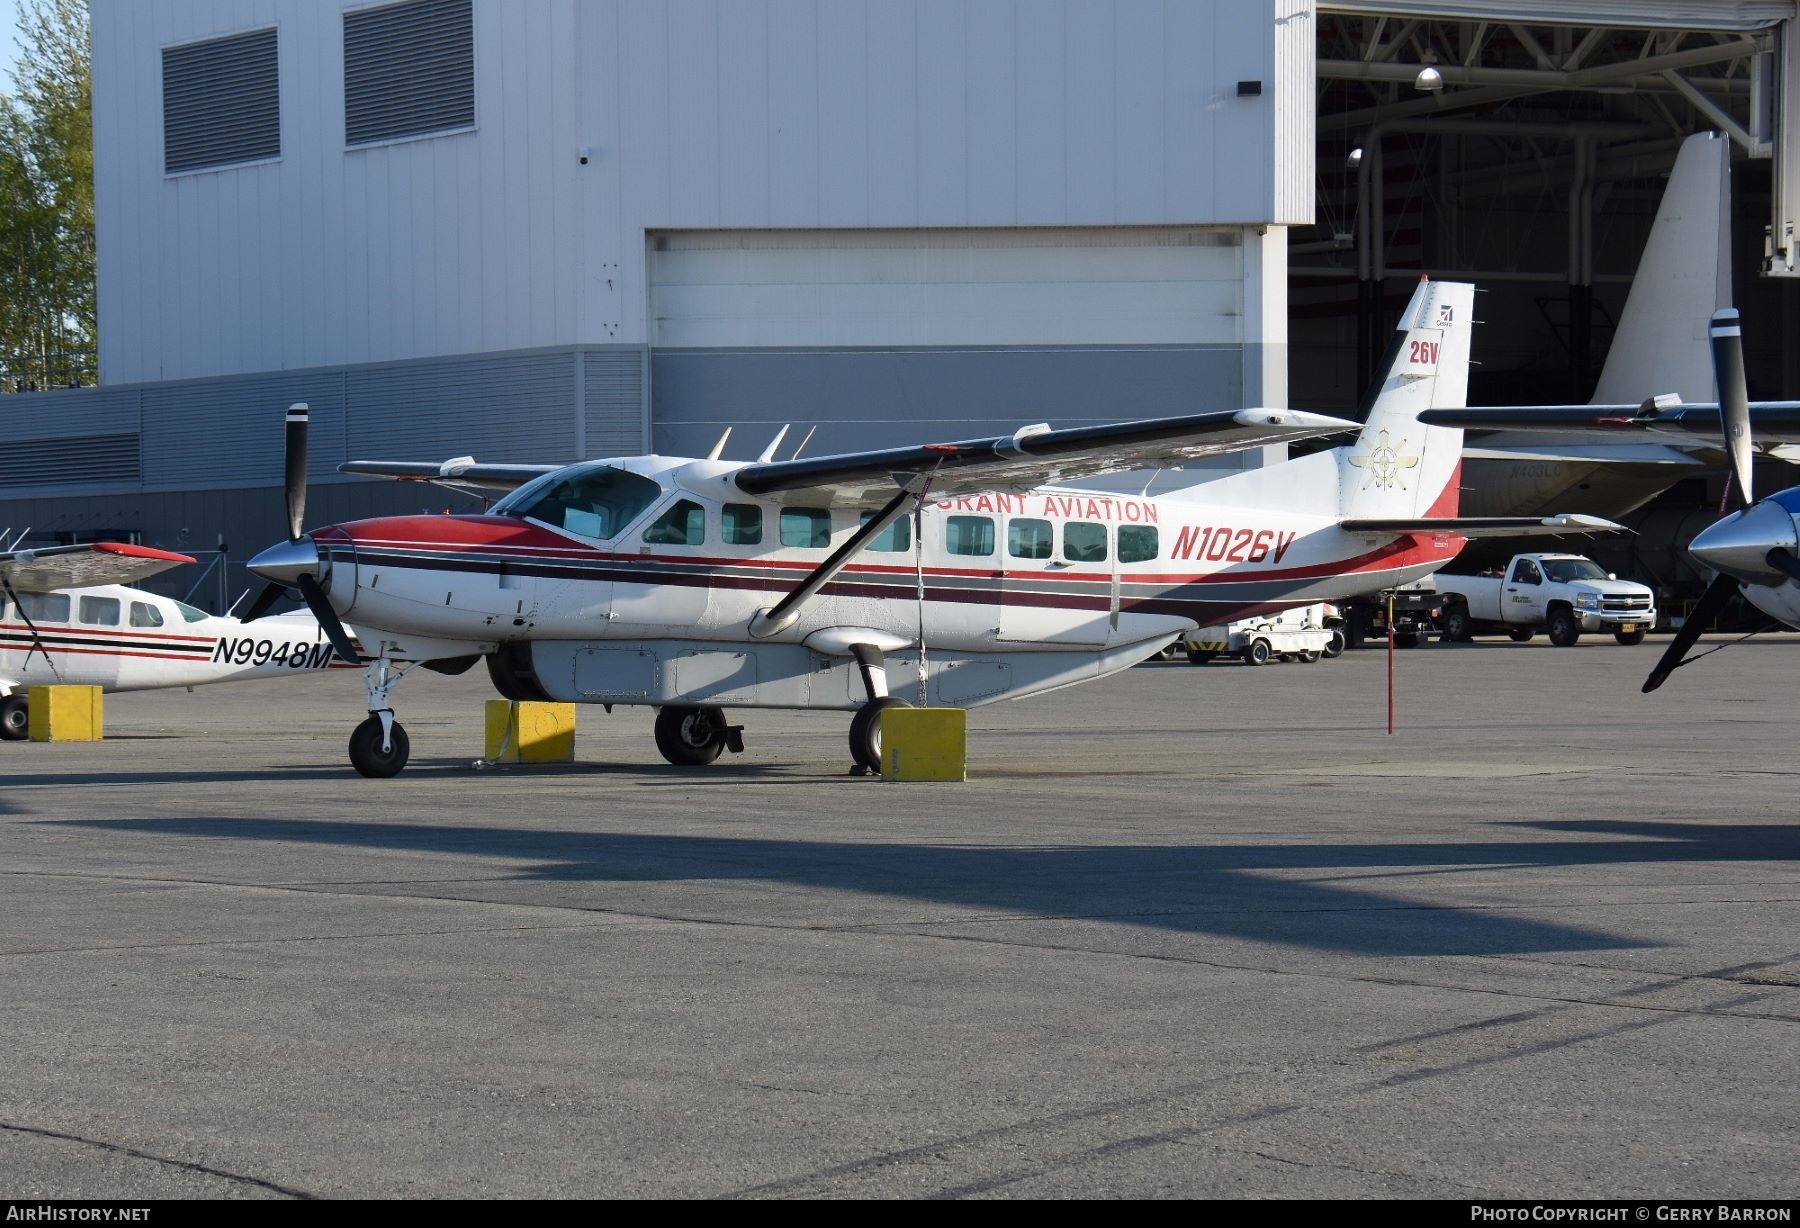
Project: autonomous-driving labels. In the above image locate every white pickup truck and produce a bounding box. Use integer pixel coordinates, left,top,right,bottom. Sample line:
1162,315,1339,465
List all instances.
1434,554,1656,647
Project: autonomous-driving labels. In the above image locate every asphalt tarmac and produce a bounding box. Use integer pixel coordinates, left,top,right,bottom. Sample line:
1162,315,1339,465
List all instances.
2,634,1797,1199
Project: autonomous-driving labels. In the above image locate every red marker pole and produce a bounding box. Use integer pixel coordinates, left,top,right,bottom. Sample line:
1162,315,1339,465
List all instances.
1386,591,1396,736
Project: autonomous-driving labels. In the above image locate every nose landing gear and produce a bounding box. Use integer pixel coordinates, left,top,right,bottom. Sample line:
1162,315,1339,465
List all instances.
348,657,416,778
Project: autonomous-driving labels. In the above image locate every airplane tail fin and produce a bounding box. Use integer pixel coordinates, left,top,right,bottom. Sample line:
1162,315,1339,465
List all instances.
1338,278,1475,519
1590,130,1730,406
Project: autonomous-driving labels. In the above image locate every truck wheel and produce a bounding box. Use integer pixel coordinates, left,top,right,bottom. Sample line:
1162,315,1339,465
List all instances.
1243,639,1272,666
1508,628,1533,642
1185,649,1216,665
1298,651,1320,664
1440,605,1473,643
1614,628,1647,646
1321,629,1345,659
1546,608,1581,647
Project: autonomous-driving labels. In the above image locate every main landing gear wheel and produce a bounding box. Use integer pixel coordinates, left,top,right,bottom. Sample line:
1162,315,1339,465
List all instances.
1614,628,1648,646
654,705,730,766
348,715,410,778
0,694,28,741
849,696,912,773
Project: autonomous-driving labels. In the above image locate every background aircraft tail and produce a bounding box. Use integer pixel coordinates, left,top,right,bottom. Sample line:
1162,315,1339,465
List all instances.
1338,278,1474,519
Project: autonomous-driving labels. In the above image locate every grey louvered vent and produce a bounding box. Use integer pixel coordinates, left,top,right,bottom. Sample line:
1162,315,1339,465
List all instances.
162,28,279,174
584,350,645,458
344,0,474,147
0,434,139,486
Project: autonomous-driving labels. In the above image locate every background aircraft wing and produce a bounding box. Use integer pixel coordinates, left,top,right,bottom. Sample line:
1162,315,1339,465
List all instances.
731,409,1360,506
1340,514,1627,538
339,459,561,493
1421,403,1800,444
0,542,195,592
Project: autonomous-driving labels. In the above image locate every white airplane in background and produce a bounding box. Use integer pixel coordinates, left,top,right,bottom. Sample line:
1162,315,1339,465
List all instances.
245,279,1622,778
1426,307,1800,693
0,533,359,740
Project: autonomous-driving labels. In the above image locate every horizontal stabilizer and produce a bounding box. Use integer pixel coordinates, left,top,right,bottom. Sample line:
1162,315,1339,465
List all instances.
1422,402,1800,445
1340,514,1627,538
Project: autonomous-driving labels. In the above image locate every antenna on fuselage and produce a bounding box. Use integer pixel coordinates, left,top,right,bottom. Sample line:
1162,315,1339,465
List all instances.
756,425,790,463
706,427,733,461
790,426,817,460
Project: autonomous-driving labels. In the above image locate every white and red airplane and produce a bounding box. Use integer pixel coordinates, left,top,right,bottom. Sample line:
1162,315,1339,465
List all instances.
246,278,1620,777
0,534,358,740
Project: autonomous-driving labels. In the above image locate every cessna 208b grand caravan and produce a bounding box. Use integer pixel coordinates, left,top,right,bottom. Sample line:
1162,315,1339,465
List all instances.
246,278,1619,777
0,533,358,740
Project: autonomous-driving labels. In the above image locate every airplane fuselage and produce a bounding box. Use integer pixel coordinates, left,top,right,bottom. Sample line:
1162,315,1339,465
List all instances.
306,460,1464,710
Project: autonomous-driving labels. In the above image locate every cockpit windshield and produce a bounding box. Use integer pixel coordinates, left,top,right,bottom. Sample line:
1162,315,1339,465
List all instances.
1541,558,1608,583
491,464,662,541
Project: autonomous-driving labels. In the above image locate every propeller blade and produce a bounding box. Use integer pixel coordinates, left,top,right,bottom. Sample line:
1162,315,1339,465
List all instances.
1710,310,1753,508
1766,548,1800,584
1643,571,1738,693
284,403,309,543
296,573,361,665
239,581,287,624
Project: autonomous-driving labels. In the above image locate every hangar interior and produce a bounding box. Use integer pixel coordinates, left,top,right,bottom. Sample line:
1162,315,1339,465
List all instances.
4,0,1799,609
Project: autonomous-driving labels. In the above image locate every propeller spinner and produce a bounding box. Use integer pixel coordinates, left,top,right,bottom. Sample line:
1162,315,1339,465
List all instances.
245,404,362,665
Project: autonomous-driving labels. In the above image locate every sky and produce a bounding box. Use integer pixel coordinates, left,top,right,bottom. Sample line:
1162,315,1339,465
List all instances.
0,9,19,94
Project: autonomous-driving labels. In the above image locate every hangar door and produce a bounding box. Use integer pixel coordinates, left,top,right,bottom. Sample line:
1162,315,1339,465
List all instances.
647,228,1255,460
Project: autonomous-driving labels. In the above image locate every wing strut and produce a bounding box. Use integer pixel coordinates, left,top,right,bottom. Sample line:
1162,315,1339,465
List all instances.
0,575,60,680
748,482,923,639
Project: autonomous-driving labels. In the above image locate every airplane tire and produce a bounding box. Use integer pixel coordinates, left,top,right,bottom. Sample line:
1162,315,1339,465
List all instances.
849,696,912,772
654,705,728,766
1546,608,1581,647
0,694,28,741
1614,628,1647,646
348,716,410,778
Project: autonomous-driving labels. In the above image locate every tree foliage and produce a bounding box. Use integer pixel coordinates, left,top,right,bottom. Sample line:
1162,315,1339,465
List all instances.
0,0,92,391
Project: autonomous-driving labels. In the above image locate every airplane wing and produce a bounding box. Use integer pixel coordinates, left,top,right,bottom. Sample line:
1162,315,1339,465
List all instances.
1340,514,1628,538
1421,402,1800,444
0,542,196,593
339,458,561,493
732,409,1361,506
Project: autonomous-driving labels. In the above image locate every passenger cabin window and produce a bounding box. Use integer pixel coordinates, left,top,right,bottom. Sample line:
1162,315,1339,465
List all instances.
79,595,121,626
1008,518,1053,560
130,601,165,628
722,503,763,546
860,511,911,553
643,499,705,546
1063,522,1108,563
17,592,69,622
1118,525,1159,564
1511,559,1542,585
780,508,832,549
946,516,995,557
490,464,661,541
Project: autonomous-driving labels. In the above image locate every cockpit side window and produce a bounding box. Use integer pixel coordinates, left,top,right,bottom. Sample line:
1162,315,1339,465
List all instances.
491,465,662,541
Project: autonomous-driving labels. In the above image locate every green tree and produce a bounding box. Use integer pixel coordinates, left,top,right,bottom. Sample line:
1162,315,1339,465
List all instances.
0,0,92,391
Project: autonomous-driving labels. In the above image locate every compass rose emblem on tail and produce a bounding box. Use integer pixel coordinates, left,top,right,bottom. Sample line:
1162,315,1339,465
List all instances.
1346,430,1421,490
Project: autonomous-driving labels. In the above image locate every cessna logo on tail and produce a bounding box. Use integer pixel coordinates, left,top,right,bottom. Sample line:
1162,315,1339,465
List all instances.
1347,430,1421,491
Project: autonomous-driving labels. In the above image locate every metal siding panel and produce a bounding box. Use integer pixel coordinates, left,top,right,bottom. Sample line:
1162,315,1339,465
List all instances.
650,345,1247,460
140,374,348,488
865,3,919,226
965,0,1016,225
1013,3,1067,225
1114,0,1166,222
815,0,869,224
766,0,820,225
583,347,648,458
346,352,577,462
667,0,722,229
916,0,967,225
0,389,141,443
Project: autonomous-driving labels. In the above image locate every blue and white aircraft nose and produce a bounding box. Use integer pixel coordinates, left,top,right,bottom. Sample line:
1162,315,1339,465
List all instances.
1689,499,1800,586
248,537,323,587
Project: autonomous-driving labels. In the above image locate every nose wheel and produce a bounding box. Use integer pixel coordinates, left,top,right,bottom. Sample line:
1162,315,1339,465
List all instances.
349,714,410,778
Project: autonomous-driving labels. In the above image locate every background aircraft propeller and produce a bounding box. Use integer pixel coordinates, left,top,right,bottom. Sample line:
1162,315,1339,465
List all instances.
1643,310,1752,693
